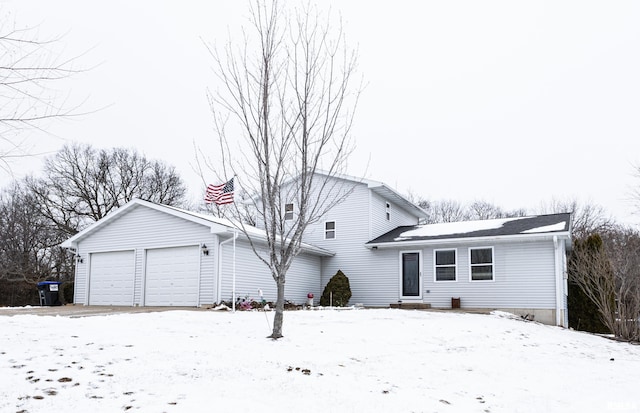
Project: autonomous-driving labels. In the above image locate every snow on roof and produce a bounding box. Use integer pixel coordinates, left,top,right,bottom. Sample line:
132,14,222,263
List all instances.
520,222,567,234
367,213,572,246
397,218,520,240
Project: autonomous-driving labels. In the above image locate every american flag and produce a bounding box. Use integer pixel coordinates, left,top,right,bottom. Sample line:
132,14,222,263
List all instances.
204,178,234,205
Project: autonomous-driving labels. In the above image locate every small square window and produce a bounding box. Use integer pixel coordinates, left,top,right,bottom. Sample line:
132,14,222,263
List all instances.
285,203,294,220
325,221,336,239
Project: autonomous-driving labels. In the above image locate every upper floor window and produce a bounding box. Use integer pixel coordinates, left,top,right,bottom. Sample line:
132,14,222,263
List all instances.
386,202,390,221
470,247,494,281
324,221,336,239
285,203,294,220
434,249,456,281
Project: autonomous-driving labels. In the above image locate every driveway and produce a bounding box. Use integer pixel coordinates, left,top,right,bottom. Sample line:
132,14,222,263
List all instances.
0,305,208,317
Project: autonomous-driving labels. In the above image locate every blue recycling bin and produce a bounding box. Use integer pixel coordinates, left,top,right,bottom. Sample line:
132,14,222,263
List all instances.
37,281,62,306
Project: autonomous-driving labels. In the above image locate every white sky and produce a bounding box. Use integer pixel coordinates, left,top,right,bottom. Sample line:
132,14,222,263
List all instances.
2,1,640,225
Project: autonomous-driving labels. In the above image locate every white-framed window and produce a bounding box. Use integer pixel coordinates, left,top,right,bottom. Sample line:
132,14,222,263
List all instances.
469,247,494,281
386,202,390,221
284,203,294,220
434,249,457,282
324,221,336,239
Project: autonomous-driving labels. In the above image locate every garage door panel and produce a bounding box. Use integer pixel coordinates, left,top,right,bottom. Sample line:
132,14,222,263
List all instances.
89,250,135,305
145,246,200,306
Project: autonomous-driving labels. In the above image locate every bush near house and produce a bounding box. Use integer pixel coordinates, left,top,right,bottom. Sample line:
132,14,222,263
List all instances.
62,282,74,304
320,270,352,307
568,280,610,333
0,281,39,307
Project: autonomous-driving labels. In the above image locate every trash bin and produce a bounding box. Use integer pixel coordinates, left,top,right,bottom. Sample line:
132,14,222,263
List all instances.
37,281,62,306
451,297,461,309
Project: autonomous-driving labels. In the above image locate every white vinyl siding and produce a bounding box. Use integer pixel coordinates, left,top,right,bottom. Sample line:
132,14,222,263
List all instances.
370,191,420,240
299,179,423,307
218,239,322,304
73,205,217,306
421,240,557,309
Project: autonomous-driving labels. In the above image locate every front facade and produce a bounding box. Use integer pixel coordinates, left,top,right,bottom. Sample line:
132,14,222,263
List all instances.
62,173,572,327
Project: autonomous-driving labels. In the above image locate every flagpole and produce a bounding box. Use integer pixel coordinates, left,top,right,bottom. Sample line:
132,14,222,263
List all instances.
232,227,237,313
232,174,237,313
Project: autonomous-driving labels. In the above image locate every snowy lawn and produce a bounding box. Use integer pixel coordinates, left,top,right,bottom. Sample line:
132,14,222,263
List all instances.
1,309,639,413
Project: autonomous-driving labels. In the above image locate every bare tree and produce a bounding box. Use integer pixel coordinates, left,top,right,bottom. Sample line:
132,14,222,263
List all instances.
432,199,469,223
27,143,187,235
0,182,70,284
568,234,617,335
467,200,527,221
538,198,614,239
206,0,360,338
601,227,640,341
404,193,528,224
569,228,640,341
0,21,85,172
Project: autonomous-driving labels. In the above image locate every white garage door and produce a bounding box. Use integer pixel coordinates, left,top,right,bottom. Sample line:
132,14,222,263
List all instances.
145,246,200,306
89,250,135,305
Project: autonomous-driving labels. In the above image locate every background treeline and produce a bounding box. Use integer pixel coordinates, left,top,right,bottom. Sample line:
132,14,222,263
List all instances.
0,144,187,306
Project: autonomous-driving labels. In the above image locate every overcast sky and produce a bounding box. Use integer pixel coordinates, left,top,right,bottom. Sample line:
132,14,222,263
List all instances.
3,1,640,225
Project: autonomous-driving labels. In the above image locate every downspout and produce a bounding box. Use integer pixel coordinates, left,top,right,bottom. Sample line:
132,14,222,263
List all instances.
66,245,80,305
217,231,239,304
553,236,563,327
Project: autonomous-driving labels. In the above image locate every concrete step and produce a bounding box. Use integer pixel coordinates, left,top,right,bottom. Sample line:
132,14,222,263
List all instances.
389,303,432,310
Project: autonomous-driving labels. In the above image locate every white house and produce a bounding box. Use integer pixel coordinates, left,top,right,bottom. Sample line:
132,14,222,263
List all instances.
61,173,572,327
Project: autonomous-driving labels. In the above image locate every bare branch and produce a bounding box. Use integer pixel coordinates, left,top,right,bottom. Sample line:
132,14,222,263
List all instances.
203,0,360,338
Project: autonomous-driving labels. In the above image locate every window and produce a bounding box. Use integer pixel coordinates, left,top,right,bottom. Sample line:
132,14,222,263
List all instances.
285,203,294,220
385,202,390,221
434,249,456,281
470,247,494,281
324,221,336,239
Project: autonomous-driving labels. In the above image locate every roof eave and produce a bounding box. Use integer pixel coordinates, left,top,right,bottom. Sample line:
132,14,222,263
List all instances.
368,185,428,219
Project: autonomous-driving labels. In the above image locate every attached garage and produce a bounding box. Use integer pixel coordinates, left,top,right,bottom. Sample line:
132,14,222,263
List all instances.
89,250,135,305
62,198,328,307
144,246,200,306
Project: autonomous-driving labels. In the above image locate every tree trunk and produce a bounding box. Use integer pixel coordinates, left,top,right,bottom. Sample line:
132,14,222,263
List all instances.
269,278,286,339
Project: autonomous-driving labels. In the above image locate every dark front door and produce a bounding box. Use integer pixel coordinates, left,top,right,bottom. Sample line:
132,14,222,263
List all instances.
401,252,421,298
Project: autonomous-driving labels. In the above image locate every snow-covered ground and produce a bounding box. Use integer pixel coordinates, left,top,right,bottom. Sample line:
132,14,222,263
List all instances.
1,308,639,413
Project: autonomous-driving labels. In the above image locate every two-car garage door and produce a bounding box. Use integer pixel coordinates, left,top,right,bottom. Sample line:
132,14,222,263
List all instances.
88,246,200,306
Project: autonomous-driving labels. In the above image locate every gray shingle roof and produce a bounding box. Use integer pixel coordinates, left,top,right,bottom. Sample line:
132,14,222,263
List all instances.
366,213,571,246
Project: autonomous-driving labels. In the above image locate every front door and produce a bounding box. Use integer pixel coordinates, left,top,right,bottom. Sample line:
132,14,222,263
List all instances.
401,251,422,300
